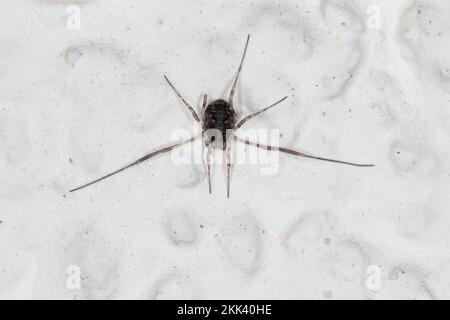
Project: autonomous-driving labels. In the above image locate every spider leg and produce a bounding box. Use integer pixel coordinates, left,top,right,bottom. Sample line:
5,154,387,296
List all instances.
203,145,213,194
163,75,200,121
224,146,232,198
236,96,288,129
228,34,250,106
235,137,375,167
69,135,201,192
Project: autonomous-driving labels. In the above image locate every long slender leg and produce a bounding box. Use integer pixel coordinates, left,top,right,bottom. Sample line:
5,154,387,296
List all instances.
163,75,200,121
224,146,232,198
228,34,250,105
204,146,213,194
236,96,288,129
70,135,201,192
235,137,374,167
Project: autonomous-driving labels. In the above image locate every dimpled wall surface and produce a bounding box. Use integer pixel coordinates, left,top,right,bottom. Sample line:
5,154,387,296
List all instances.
0,0,449,299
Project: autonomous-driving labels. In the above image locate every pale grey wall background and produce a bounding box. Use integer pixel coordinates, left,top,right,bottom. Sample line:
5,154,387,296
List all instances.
0,0,449,299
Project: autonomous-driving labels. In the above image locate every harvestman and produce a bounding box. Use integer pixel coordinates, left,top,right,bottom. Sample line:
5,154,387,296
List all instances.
70,35,374,197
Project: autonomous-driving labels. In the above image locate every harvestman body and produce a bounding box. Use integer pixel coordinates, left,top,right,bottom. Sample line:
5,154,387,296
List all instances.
70,35,374,197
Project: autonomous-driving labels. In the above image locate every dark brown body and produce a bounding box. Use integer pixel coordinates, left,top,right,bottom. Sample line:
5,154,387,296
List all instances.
203,99,236,150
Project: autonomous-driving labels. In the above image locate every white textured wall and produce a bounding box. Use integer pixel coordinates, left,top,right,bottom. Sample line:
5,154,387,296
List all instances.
0,0,449,299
